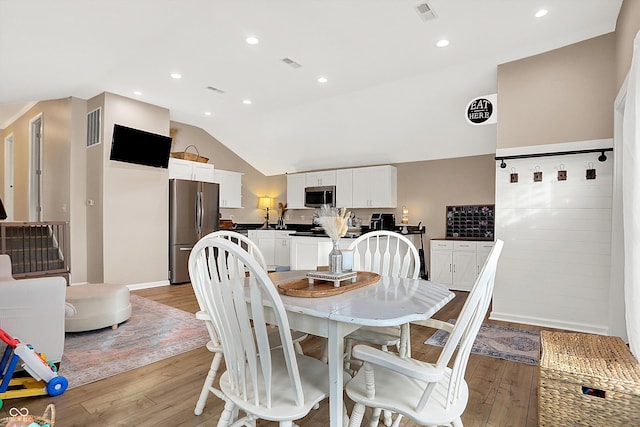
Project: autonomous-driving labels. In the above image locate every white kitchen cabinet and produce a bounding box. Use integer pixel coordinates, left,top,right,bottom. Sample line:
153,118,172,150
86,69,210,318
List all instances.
168,158,215,183
248,229,296,268
290,236,353,270
305,170,336,187
430,240,494,291
351,165,397,208
286,173,308,209
214,169,243,208
336,169,353,208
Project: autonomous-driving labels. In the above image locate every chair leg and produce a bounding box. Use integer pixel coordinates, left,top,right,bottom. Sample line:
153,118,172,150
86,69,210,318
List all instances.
321,338,328,363
217,399,236,427
349,403,366,427
452,417,463,427
279,421,293,427
344,337,354,371
294,341,304,355
195,352,224,415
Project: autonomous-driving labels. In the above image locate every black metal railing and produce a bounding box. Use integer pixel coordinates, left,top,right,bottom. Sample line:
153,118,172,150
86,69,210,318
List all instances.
0,221,69,280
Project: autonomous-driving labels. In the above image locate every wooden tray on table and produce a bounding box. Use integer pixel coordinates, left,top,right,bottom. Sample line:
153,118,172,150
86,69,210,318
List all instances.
277,272,380,297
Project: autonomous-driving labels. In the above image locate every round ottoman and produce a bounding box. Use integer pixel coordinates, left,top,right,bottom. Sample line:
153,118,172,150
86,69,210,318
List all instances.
65,283,132,332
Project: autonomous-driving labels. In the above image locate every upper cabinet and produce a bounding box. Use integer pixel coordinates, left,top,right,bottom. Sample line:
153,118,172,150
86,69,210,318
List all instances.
305,170,336,187
352,165,397,208
336,169,353,208
287,173,307,209
214,169,243,208
286,165,397,209
168,158,215,183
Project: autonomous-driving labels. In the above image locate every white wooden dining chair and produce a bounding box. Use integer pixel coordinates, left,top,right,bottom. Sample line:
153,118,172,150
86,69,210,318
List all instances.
189,235,334,427
192,230,307,418
341,231,421,366
345,240,504,427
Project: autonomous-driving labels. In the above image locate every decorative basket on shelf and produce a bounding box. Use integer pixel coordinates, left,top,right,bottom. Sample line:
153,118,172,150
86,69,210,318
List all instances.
0,404,55,427
170,144,209,163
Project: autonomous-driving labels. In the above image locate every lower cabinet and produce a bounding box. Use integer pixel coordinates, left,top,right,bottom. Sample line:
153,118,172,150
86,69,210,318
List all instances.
248,230,296,268
430,240,495,291
290,236,353,271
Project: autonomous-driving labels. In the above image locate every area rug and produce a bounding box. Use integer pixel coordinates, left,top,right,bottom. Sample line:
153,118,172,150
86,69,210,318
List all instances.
59,294,209,388
424,320,540,365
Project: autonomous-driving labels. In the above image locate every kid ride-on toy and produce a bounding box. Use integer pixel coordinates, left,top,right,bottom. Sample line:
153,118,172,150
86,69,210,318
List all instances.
0,328,68,409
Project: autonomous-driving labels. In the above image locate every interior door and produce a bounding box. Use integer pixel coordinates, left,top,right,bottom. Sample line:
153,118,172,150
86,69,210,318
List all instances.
3,134,14,220
29,115,43,221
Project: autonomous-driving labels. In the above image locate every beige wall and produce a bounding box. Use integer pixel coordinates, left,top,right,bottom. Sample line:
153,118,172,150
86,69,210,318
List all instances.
169,122,286,224
0,99,73,221
395,155,496,242
85,94,105,283
101,93,170,286
616,0,640,89
497,33,616,149
69,97,88,283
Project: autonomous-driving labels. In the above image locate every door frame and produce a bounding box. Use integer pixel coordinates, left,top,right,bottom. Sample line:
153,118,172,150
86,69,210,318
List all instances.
3,133,14,220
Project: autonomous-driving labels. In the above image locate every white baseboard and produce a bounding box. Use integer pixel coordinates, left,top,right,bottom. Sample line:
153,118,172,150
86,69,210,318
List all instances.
489,310,610,335
126,280,171,291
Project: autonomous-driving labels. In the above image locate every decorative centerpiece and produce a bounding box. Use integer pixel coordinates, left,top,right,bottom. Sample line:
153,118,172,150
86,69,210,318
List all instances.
316,205,350,274
276,202,288,229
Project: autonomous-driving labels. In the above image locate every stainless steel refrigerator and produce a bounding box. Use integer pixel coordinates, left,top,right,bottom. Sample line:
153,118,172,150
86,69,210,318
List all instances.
169,179,219,284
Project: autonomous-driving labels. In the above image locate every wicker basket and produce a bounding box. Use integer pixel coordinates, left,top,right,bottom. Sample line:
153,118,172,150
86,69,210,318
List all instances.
170,144,209,163
539,330,640,426
0,403,55,426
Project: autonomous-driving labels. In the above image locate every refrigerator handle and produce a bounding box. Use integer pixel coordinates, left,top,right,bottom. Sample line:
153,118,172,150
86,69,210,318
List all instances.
195,191,203,236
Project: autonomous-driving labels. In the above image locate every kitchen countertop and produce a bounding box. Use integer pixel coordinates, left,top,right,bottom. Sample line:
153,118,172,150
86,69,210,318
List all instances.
231,223,425,238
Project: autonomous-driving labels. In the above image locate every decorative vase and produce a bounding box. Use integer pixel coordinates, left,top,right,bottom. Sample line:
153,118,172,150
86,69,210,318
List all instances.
329,239,343,274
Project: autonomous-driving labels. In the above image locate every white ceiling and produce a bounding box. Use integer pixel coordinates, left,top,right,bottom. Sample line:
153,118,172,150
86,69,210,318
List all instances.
0,0,622,176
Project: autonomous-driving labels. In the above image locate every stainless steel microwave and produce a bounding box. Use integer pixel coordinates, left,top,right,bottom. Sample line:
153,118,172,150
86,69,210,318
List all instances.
304,186,336,208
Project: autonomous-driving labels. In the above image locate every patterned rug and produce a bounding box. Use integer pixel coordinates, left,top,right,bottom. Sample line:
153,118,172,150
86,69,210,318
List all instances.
424,319,540,365
60,294,209,388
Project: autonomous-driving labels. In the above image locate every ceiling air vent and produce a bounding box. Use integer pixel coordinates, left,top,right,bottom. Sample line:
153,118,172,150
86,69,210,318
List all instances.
415,2,437,21
281,57,302,69
86,107,101,147
206,86,225,94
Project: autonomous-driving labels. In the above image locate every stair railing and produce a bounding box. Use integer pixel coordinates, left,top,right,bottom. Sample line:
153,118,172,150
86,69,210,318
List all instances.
0,221,70,280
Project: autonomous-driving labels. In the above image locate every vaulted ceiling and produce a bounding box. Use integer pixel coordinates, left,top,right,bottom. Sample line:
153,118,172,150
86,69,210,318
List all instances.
0,0,622,175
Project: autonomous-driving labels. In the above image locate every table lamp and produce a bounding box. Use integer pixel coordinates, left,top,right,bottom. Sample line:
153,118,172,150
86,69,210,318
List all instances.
258,197,275,229
401,206,409,234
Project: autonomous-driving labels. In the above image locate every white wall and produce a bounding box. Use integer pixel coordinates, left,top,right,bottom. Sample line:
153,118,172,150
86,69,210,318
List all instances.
492,139,614,334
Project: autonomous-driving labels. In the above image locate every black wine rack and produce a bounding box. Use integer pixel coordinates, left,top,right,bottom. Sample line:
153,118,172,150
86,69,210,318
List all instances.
446,205,495,240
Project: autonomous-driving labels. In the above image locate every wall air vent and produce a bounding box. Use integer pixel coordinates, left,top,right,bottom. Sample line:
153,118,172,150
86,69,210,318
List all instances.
206,86,225,94
86,107,101,147
415,2,437,21
281,57,302,69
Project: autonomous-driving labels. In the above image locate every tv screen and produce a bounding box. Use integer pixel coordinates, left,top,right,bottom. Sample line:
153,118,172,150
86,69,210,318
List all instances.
109,124,173,168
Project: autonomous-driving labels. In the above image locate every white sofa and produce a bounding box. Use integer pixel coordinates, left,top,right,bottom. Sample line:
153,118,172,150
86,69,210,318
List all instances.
0,254,66,363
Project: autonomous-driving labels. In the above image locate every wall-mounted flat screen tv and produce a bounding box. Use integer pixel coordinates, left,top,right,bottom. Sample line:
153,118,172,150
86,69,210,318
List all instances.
109,124,173,168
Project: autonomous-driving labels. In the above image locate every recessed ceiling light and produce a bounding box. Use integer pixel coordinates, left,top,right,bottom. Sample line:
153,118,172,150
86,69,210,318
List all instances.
245,36,259,45
204,111,212,116
170,73,182,79
317,76,328,84
133,91,142,96
436,39,449,48
243,99,252,105
535,9,548,18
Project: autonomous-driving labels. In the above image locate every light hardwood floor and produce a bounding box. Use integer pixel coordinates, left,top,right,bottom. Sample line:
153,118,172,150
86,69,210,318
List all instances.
0,284,545,426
